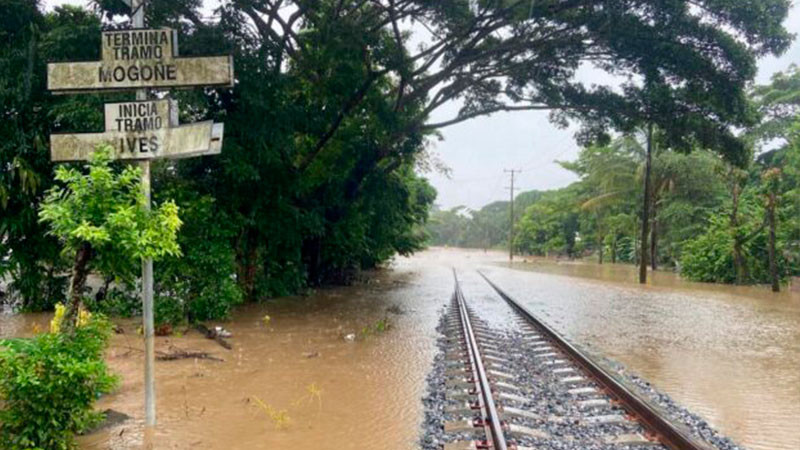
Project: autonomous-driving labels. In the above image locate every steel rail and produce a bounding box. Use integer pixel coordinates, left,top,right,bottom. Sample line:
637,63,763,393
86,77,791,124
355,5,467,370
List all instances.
453,270,509,450
478,271,714,450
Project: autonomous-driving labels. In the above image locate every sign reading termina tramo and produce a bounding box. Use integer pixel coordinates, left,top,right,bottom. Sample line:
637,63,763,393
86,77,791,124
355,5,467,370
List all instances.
47,28,233,93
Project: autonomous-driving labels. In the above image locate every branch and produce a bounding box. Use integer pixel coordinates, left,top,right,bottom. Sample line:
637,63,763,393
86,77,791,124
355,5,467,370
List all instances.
180,5,207,29
253,4,302,54
741,214,769,244
297,70,388,172
420,104,554,130
241,6,298,61
387,0,407,111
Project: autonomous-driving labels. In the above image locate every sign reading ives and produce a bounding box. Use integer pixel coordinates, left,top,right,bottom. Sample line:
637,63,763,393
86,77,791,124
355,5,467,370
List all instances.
48,28,233,93
50,99,223,162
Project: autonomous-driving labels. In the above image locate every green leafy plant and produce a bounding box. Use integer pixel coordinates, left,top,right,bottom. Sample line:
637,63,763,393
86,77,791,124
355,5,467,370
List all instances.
38,146,182,327
360,317,391,338
0,314,118,449
153,191,242,325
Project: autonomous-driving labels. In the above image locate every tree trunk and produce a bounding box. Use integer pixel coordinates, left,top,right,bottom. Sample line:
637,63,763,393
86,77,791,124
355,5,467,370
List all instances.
597,236,606,264
65,241,93,330
639,123,654,284
730,173,748,284
767,192,780,292
236,228,259,302
301,236,324,286
650,200,658,271
611,236,617,264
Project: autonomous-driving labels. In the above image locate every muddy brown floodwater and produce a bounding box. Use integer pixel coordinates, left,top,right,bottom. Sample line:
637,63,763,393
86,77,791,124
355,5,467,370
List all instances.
1,247,798,449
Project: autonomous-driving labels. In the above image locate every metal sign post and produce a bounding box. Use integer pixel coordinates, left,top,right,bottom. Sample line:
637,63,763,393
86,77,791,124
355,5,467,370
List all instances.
46,0,233,427
131,0,156,428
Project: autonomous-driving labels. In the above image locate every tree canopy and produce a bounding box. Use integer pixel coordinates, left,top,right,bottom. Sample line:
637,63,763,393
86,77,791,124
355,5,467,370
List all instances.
1,0,795,310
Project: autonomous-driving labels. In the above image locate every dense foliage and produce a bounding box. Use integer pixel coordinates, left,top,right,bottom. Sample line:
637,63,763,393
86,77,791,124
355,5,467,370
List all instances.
0,314,118,449
0,1,107,310
430,82,800,286
427,191,543,250
1,0,795,315
153,186,243,324
39,147,182,326
39,147,182,276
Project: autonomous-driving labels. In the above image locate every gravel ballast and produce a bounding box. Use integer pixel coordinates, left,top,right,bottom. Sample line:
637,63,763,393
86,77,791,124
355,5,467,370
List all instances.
420,304,745,450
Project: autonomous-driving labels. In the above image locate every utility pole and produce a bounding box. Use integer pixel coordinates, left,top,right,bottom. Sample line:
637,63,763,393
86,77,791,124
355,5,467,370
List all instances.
639,123,653,285
505,169,521,262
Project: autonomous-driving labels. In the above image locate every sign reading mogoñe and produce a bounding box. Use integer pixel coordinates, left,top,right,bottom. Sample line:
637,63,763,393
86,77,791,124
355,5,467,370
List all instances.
48,28,233,93
48,26,228,162
46,0,234,427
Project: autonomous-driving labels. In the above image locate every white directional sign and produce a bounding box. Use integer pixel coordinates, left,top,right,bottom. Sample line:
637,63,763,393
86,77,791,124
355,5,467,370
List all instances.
50,99,223,161
48,28,234,93
47,4,234,427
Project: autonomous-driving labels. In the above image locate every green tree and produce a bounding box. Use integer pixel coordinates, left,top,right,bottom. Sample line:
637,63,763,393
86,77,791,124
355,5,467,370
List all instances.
39,147,181,328
762,168,782,291
427,206,471,247
153,186,243,325
654,151,726,265
750,65,800,156
0,3,109,310
515,187,580,257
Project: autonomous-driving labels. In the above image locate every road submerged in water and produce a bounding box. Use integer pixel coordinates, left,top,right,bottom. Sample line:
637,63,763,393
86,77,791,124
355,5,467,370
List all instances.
1,247,797,449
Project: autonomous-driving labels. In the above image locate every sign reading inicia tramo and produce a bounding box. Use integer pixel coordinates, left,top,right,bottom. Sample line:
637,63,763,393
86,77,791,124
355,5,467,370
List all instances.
46,7,234,426
47,28,234,93
50,99,223,162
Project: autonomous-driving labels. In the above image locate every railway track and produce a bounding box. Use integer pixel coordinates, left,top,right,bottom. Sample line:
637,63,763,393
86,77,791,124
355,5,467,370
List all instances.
437,270,713,450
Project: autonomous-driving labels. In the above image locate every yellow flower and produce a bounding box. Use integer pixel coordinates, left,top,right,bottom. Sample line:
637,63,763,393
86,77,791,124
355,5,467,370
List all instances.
77,309,92,328
50,303,66,334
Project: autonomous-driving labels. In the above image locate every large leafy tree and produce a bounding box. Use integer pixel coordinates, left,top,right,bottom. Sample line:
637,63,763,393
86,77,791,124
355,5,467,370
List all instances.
515,186,581,257
560,138,641,262
1,2,109,310
4,0,794,302
750,65,800,156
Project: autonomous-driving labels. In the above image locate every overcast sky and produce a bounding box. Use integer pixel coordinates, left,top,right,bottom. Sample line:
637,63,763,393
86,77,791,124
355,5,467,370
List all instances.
45,1,800,210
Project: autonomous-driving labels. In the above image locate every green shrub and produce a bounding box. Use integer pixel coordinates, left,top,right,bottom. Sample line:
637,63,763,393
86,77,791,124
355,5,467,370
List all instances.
0,315,118,450
83,284,140,319
680,216,737,283
681,214,789,284
154,193,243,325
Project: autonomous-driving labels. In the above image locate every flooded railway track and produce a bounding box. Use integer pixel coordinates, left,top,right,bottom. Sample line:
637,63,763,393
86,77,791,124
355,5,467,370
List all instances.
435,270,714,450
